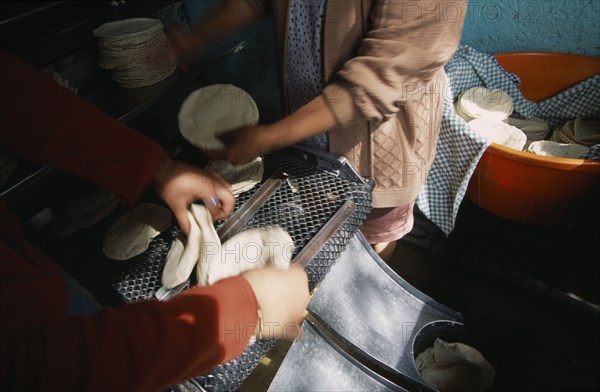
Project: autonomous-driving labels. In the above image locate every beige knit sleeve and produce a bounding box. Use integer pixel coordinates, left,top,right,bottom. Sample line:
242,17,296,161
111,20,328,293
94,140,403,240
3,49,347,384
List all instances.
323,0,468,128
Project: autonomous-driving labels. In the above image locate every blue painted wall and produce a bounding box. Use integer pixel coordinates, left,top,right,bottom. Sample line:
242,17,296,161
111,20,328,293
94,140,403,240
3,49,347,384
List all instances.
461,0,600,56
183,0,600,123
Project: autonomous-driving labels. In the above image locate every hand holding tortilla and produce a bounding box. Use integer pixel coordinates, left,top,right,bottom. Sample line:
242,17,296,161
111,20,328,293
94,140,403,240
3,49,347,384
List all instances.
178,84,259,151
209,124,277,165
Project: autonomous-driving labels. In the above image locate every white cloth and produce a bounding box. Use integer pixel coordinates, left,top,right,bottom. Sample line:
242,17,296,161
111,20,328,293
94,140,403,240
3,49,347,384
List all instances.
415,338,495,392
467,117,527,151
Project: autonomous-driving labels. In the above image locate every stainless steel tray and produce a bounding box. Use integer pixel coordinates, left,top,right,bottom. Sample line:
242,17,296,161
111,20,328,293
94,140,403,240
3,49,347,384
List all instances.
271,233,464,390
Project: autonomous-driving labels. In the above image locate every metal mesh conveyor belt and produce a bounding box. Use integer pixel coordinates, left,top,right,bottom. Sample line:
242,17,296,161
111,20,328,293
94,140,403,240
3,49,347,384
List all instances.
65,146,373,391
92,147,373,304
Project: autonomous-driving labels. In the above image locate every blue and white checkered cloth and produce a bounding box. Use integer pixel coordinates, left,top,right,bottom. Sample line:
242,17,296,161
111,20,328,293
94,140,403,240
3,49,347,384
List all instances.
417,45,600,234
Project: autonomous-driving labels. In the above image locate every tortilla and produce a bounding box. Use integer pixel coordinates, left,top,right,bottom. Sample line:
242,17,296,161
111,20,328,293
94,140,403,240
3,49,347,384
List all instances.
205,157,264,195
527,140,589,158
102,203,171,261
199,226,295,286
455,87,513,122
178,84,259,150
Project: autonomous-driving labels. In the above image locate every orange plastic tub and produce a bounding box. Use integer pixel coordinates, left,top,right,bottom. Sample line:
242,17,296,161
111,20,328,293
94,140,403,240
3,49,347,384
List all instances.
465,53,600,226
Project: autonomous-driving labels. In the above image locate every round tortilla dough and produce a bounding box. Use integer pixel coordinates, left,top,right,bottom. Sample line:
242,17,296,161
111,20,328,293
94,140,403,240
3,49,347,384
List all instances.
205,157,264,195
178,84,259,150
102,203,172,261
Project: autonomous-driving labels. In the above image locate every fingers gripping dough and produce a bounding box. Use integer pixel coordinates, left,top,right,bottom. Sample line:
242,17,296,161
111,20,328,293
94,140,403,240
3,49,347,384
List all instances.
201,226,295,286
102,203,171,261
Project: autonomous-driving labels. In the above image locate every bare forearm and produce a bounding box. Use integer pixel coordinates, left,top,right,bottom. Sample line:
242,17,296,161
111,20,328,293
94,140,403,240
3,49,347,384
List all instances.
267,95,337,149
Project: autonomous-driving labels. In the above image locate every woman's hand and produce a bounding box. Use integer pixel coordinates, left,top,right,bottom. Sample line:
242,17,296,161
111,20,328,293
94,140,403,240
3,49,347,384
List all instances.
152,157,235,234
202,126,274,165
203,97,337,165
201,125,277,165
241,266,309,340
217,125,277,164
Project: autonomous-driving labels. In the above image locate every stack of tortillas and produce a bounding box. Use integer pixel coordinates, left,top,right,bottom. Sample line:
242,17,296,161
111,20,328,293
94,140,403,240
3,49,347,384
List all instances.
455,87,514,122
526,140,589,158
93,18,177,88
455,87,527,151
550,118,600,147
178,84,259,150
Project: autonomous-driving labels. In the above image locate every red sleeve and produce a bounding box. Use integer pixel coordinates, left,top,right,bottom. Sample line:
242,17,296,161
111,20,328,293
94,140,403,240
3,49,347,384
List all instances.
1,48,260,390
0,49,165,205
1,276,259,392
